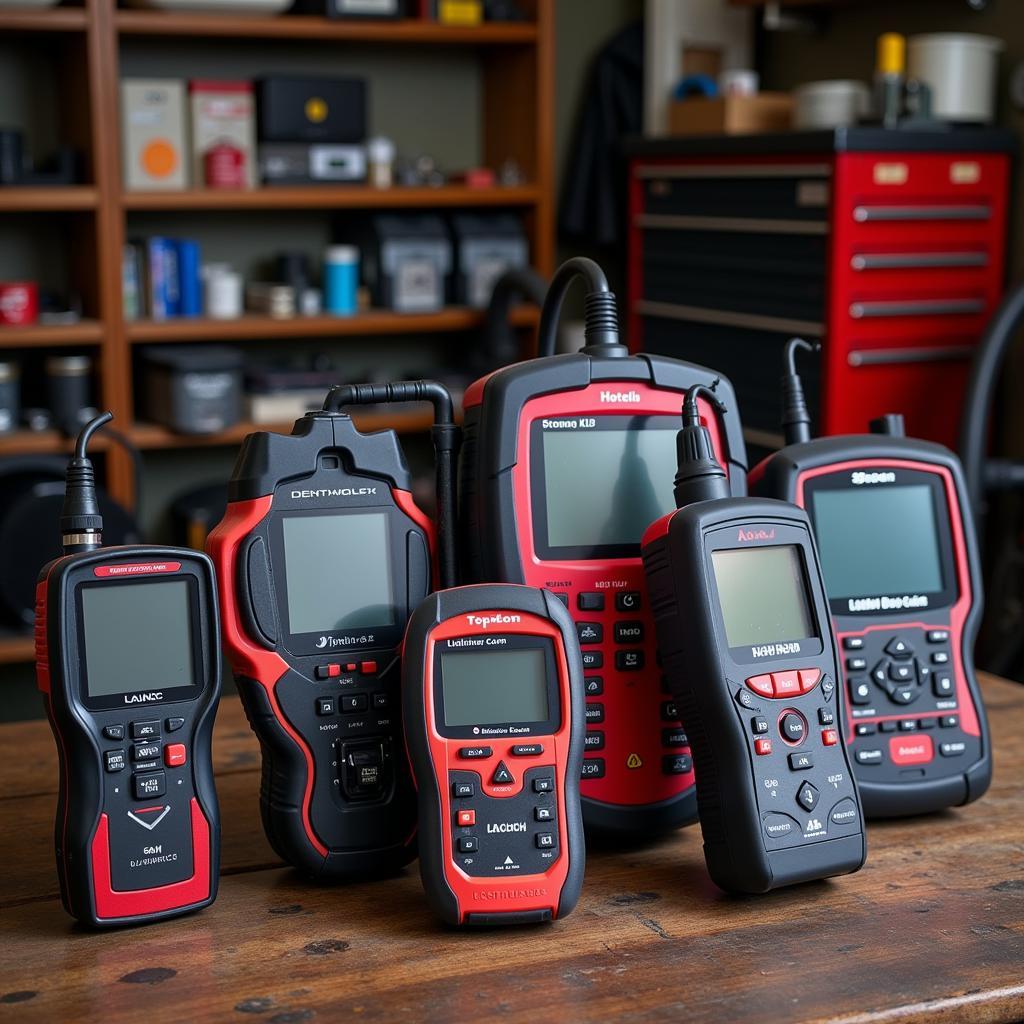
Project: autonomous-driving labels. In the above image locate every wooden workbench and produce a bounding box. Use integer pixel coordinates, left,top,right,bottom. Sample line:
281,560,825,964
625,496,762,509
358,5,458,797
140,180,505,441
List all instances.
2,675,1023,1023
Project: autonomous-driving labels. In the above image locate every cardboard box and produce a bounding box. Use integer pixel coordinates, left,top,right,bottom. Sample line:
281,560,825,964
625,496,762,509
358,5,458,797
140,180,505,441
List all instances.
190,80,257,189
121,79,188,191
668,94,793,136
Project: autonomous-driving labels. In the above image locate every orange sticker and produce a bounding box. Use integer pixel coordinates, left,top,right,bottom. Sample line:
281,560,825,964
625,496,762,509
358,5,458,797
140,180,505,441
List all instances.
141,138,178,179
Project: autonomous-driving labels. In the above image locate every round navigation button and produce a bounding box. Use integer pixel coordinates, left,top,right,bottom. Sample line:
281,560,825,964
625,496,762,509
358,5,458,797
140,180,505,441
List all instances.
779,711,807,745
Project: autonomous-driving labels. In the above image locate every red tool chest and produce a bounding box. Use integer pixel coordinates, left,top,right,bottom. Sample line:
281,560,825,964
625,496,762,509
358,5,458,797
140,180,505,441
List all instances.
626,129,1014,448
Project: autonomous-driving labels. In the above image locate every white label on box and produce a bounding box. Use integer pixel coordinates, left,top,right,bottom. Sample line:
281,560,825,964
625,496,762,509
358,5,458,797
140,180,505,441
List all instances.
951,161,981,185
872,162,908,186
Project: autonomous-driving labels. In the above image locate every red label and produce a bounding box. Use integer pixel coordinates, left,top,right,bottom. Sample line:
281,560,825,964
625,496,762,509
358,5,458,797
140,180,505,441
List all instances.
94,562,182,578
890,735,934,766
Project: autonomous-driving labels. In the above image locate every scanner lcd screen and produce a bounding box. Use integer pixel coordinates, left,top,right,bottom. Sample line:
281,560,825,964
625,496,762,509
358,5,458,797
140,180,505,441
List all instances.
538,420,678,552
440,648,550,728
810,485,944,599
712,545,817,649
281,512,395,633
82,580,196,696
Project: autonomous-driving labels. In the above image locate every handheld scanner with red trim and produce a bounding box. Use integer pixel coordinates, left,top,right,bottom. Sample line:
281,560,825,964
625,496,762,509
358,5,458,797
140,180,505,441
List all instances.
36,413,220,927
641,392,863,892
752,441,991,818
459,259,747,836
206,383,455,879
402,584,585,926
749,344,991,818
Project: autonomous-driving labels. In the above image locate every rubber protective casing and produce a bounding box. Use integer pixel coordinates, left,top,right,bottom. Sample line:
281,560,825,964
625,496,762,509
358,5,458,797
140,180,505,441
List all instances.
643,499,866,893
750,435,992,817
402,584,586,926
459,351,747,835
35,546,221,926
207,412,428,878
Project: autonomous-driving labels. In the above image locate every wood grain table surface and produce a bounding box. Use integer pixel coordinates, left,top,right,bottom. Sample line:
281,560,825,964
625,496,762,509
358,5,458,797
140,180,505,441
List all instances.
2,674,1023,1024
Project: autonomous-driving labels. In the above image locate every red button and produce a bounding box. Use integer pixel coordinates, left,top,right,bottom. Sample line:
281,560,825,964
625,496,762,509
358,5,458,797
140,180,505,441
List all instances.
798,669,821,693
345,663,358,673
890,734,933,765
327,664,341,678
164,743,186,767
754,738,772,756
456,809,475,827
821,729,838,746
772,671,801,697
361,660,377,675
746,674,774,698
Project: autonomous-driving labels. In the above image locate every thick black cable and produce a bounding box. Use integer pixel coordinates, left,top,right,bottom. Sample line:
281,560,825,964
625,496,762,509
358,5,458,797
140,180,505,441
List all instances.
536,256,623,358
322,380,459,590
959,283,1024,525
781,338,819,447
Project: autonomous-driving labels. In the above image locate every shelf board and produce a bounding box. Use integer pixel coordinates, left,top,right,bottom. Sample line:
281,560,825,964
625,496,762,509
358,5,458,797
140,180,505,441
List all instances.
0,187,99,213
0,7,88,32
0,320,103,348
0,635,34,666
121,184,539,211
115,11,537,44
129,408,436,449
126,306,537,342
0,429,112,456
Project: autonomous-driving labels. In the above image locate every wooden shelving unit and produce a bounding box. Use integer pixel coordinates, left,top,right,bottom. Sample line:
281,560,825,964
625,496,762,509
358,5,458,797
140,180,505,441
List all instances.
120,183,541,211
0,0,553,662
0,0,552,478
115,10,538,43
0,187,99,212
0,428,112,456
0,321,104,348
126,306,538,342
0,7,88,32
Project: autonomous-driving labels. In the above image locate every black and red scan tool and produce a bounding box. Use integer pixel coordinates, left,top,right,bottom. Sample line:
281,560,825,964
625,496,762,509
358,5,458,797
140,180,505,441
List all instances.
750,339,992,817
642,387,865,893
36,412,221,926
207,381,458,878
458,256,747,836
402,583,586,926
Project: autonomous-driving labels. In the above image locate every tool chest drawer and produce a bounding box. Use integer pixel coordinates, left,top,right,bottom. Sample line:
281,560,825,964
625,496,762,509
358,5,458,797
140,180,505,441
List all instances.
627,131,1014,447
635,161,831,224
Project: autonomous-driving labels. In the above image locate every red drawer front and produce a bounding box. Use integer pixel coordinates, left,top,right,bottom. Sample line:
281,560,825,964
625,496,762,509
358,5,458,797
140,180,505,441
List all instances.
826,152,1010,444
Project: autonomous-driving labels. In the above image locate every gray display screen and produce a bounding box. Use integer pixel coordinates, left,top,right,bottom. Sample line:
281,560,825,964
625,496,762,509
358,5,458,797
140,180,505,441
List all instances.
712,545,817,649
281,513,395,633
810,485,944,598
540,426,678,549
82,580,196,697
440,649,550,728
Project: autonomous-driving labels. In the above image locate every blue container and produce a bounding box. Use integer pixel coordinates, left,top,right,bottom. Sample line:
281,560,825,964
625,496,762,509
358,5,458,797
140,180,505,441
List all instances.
324,245,359,316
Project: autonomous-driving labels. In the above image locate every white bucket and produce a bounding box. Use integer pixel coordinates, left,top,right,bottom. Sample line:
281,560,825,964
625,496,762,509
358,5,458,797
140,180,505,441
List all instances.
793,80,871,130
908,33,1004,124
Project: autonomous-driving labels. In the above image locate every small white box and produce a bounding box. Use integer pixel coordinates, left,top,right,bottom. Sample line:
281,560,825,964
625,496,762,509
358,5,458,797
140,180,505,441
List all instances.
121,78,188,191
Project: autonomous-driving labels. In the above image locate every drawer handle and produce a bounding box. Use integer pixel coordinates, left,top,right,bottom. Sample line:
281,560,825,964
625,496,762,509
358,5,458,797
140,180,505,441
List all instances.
849,345,975,367
851,252,990,271
635,213,827,236
853,205,991,223
635,299,824,336
849,298,986,319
